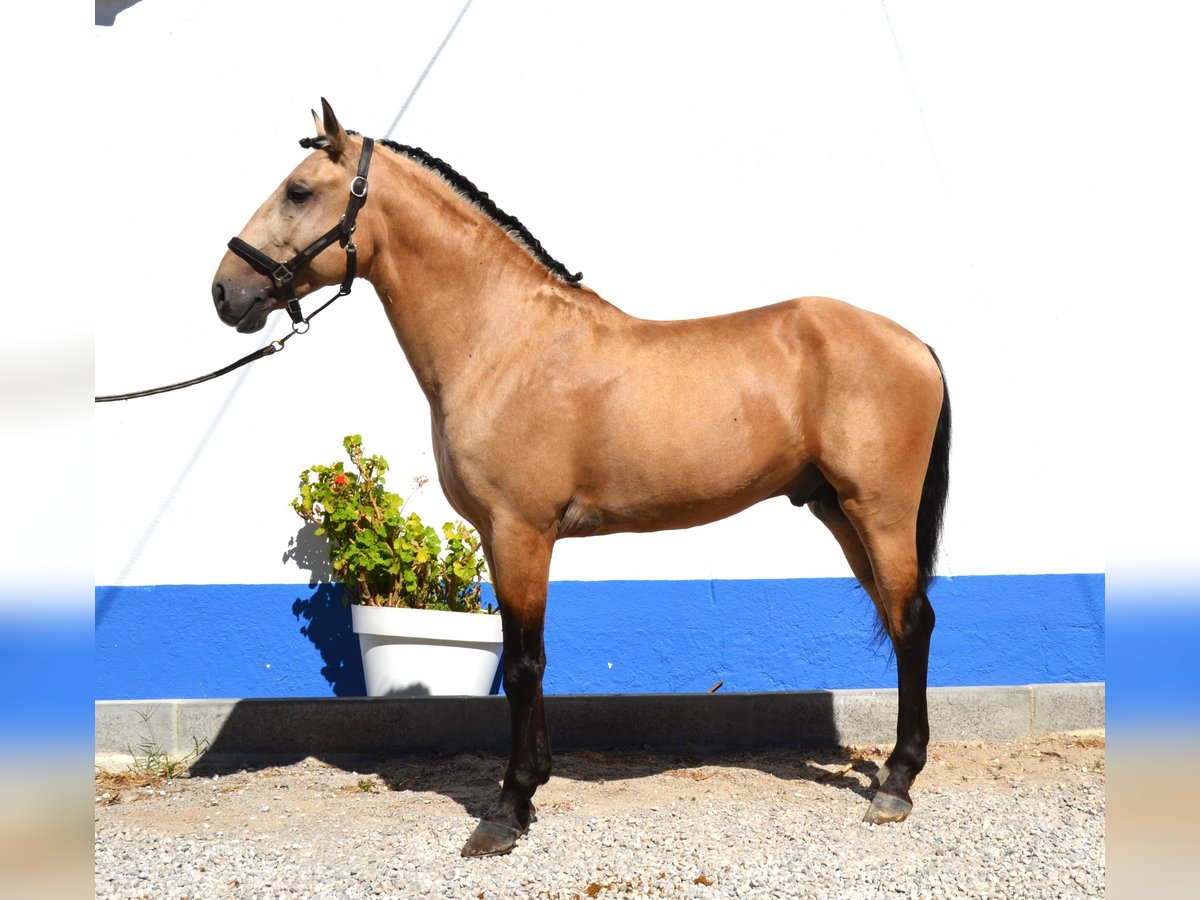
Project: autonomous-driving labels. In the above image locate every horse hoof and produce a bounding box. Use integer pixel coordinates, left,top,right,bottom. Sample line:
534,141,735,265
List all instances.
460,821,524,858
863,791,912,825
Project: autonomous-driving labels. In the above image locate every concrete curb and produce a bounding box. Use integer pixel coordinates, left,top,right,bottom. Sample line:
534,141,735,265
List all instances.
96,682,1103,768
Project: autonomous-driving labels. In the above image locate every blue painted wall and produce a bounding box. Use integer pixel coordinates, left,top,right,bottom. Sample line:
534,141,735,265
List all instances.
95,574,1103,700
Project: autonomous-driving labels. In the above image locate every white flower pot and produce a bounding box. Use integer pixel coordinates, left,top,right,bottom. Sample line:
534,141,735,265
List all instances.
351,605,504,697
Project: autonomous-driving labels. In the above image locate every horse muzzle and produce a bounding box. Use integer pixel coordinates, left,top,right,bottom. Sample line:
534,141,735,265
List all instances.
212,278,274,333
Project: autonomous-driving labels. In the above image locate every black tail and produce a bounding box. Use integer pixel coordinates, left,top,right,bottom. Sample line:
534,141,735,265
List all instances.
915,346,951,596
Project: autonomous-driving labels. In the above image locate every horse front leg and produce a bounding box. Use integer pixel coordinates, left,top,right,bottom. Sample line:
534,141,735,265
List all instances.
461,525,554,858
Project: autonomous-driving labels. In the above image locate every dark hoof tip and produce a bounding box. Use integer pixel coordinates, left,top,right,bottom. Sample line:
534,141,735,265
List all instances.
461,821,524,858
863,791,912,825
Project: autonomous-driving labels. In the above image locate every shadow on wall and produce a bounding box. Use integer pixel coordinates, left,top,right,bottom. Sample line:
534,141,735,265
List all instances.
286,523,365,697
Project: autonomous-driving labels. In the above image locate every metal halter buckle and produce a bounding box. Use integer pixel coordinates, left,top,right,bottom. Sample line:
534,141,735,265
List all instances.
350,175,368,199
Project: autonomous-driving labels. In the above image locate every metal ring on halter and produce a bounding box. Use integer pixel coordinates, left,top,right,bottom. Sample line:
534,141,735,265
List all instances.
350,175,368,198
292,319,310,335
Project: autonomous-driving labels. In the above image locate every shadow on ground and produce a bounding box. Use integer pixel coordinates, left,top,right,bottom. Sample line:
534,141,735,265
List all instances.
191,745,884,822
187,692,885,819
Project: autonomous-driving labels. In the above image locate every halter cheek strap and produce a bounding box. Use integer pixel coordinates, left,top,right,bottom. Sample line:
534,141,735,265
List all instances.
228,137,375,327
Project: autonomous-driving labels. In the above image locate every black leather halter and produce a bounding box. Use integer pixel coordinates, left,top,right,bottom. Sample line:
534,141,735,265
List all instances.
95,138,376,402
227,137,375,329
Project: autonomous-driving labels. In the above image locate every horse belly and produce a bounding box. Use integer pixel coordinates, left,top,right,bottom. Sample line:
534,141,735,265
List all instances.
576,387,806,534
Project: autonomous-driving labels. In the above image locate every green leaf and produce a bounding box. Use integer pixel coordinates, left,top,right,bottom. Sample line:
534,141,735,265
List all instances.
290,437,490,611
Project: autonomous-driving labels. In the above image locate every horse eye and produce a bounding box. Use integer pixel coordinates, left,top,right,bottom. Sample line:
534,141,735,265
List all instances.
287,185,313,204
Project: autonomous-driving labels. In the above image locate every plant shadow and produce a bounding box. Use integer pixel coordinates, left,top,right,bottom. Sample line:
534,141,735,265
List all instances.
285,522,365,697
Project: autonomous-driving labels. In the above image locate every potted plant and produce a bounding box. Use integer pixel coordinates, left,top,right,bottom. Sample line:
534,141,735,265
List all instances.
291,434,502,697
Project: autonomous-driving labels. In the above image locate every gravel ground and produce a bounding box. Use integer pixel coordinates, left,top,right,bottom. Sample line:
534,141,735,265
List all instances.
95,732,1104,899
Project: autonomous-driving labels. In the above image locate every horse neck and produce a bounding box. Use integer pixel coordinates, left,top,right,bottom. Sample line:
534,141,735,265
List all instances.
359,154,561,400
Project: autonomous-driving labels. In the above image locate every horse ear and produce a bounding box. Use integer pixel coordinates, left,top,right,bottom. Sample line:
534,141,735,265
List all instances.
319,97,349,159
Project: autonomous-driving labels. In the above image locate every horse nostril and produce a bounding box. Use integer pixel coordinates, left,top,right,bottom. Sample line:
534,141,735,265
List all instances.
212,282,225,306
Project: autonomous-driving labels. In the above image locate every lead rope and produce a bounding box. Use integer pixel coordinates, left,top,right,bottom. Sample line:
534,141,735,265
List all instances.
94,279,352,402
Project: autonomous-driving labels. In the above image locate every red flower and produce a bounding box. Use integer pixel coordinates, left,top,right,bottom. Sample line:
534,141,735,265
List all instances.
333,474,347,486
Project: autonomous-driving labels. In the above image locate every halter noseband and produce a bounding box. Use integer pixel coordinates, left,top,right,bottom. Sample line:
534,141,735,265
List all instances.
227,137,375,330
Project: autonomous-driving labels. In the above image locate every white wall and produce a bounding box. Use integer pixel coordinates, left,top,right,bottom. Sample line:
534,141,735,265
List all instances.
91,0,1151,588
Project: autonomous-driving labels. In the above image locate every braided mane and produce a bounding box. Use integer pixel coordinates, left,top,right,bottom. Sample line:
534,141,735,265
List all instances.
301,134,582,284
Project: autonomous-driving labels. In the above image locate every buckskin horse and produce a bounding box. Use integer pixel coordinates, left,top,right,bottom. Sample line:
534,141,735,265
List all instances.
212,100,951,857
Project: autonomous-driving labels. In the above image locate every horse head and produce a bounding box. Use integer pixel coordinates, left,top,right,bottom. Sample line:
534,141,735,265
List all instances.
212,99,373,333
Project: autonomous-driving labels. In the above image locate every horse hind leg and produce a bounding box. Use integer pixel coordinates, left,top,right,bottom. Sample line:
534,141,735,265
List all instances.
809,484,935,824
851,514,935,825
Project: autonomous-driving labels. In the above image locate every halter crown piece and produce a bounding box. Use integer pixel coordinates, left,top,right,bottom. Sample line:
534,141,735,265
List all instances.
227,136,375,332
